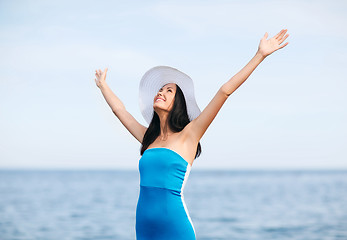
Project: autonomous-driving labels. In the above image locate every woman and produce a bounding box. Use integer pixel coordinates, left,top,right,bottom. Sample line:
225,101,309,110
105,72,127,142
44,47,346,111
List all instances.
95,29,289,239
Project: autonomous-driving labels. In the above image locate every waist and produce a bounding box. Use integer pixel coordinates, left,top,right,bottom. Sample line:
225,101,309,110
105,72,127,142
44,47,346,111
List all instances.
140,184,182,196
139,179,184,193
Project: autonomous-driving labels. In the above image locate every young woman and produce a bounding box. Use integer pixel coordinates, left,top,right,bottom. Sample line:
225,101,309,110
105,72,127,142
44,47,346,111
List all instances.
95,29,289,240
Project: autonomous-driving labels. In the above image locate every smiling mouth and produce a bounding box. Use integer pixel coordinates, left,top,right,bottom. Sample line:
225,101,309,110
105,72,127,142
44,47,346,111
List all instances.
155,98,165,102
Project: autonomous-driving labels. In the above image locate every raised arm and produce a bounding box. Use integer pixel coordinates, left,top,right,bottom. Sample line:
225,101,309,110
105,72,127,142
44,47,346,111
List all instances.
185,29,290,143
95,68,147,143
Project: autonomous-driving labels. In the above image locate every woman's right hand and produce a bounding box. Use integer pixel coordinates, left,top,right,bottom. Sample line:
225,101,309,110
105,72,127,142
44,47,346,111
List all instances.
95,68,108,88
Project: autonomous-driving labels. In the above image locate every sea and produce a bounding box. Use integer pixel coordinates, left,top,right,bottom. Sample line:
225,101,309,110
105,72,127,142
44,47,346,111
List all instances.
0,169,346,240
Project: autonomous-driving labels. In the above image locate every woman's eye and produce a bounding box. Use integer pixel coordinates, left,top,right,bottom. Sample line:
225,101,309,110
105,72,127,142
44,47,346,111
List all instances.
168,90,172,92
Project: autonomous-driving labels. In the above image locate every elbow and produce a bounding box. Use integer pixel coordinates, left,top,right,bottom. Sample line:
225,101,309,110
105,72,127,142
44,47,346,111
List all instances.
112,108,119,114
221,82,239,97
112,107,125,116
220,85,231,97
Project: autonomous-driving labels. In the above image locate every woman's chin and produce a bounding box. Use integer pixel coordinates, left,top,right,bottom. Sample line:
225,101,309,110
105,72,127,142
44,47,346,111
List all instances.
153,102,164,107
153,104,166,111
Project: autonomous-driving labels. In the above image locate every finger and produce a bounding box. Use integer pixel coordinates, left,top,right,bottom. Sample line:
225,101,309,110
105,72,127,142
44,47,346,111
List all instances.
263,32,268,39
279,29,287,39
274,30,283,39
279,42,289,49
278,29,287,40
275,29,285,39
104,68,108,74
279,34,289,44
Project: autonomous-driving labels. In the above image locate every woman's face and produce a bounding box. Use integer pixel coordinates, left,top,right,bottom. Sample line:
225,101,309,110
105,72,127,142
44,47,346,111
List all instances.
153,83,177,113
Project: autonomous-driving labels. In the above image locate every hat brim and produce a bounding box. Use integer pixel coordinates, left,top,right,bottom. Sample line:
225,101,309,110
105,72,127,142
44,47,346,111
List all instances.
139,66,201,125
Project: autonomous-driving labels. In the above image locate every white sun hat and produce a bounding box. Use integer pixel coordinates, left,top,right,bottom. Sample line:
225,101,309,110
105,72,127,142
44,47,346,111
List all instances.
139,66,201,125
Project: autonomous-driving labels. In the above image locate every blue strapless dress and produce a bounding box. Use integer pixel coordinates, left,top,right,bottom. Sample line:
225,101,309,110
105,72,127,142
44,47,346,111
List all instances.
136,147,196,240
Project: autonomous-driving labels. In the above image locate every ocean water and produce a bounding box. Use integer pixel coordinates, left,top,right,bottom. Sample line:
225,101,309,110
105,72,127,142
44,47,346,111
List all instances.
0,170,346,240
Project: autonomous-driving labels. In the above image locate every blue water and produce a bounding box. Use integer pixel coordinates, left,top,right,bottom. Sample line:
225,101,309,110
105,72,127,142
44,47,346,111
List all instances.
0,170,346,240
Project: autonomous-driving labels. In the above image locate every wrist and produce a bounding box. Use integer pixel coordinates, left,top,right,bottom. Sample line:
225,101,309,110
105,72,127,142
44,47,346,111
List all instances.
99,82,108,90
255,51,267,60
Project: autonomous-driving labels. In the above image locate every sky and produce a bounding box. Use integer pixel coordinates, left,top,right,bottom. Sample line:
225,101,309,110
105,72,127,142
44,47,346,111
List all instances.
0,0,346,170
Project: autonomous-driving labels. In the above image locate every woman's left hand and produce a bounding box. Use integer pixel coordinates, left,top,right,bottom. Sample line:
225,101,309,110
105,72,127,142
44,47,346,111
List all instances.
257,29,289,58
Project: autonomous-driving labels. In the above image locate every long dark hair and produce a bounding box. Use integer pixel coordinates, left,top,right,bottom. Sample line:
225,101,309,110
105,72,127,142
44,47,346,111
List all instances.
140,84,202,159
